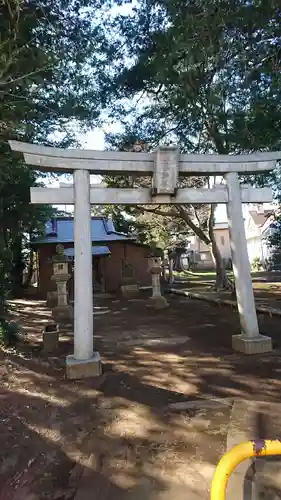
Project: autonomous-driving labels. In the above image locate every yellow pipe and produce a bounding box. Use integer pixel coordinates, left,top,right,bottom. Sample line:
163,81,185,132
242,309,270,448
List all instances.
211,439,281,500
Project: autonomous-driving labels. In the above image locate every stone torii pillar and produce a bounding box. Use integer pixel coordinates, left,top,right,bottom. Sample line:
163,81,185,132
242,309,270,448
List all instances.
65,170,101,378
226,173,271,353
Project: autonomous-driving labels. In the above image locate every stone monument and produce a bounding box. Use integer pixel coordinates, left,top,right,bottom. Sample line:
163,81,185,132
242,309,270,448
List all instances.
46,290,58,308
42,323,59,354
148,256,169,309
51,244,73,322
120,259,140,298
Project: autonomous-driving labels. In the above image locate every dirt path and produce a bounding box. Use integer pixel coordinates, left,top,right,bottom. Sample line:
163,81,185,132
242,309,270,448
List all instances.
1,294,281,499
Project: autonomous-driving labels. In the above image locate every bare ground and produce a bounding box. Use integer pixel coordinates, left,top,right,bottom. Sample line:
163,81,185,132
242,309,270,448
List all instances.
1,293,281,499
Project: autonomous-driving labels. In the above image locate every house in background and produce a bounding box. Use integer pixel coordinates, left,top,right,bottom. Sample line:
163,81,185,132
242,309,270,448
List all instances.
186,222,232,269
184,204,278,270
32,216,151,298
244,204,275,266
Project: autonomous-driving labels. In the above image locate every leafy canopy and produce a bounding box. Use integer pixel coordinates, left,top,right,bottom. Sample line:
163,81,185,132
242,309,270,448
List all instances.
0,0,117,307
102,0,281,155
94,0,281,287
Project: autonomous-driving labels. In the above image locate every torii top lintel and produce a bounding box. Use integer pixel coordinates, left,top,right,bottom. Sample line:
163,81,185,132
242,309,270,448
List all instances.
8,140,281,175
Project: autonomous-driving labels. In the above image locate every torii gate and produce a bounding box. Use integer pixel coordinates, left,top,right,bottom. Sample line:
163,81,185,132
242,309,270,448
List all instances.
9,141,281,378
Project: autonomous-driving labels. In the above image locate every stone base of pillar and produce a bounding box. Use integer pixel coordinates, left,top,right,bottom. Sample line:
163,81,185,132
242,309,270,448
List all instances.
120,284,140,299
232,334,272,354
52,304,73,321
66,352,102,379
148,295,169,310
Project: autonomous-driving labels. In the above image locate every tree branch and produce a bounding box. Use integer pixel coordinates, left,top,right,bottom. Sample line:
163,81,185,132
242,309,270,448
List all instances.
0,65,52,87
136,204,178,218
178,205,211,245
208,204,216,241
192,205,203,230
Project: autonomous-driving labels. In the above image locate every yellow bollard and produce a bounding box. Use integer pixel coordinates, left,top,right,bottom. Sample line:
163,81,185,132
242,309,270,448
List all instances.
210,439,281,500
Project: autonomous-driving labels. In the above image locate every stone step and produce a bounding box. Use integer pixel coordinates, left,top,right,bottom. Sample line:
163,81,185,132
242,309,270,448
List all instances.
253,405,281,500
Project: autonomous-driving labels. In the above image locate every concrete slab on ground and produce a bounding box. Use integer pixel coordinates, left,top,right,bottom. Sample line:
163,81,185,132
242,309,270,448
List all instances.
226,399,281,500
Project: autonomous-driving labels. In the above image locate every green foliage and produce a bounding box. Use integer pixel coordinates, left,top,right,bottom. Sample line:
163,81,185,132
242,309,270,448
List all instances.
130,209,190,249
148,245,163,257
271,248,281,265
98,0,281,288
251,257,263,271
0,318,20,346
101,0,281,165
0,0,111,138
267,214,281,268
0,0,115,310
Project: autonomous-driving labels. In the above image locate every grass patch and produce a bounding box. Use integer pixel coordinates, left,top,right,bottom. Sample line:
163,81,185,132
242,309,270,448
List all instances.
252,282,281,290
174,270,234,280
0,318,20,346
173,270,216,278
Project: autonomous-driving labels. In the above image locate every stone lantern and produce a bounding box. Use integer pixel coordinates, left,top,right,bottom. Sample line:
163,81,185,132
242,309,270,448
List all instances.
148,256,169,309
120,259,140,299
51,245,73,322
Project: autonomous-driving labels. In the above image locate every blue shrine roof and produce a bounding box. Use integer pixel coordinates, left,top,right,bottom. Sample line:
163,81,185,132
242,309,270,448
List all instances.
33,217,133,245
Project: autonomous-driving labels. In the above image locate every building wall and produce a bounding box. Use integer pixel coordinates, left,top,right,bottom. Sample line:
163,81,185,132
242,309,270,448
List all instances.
187,228,231,268
215,228,231,260
261,239,272,263
246,236,262,263
244,215,266,264
246,235,272,265
37,241,151,298
104,242,151,291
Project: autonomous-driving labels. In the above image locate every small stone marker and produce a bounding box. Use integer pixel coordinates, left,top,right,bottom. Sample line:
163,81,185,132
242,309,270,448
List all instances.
120,259,139,298
43,323,59,353
46,290,58,308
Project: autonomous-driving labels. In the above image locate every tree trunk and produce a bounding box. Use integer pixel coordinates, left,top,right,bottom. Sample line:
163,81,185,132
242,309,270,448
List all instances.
209,238,232,291
0,199,8,318
208,216,233,291
178,204,233,291
23,247,34,288
174,252,185,271
0,227,11,317
168,258,174,284
10,236,24,297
